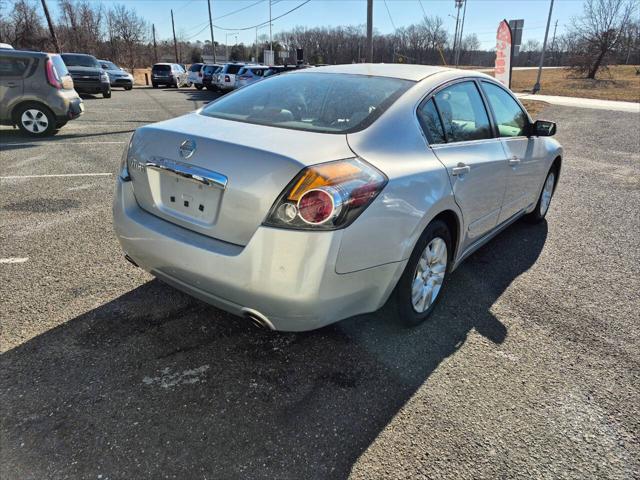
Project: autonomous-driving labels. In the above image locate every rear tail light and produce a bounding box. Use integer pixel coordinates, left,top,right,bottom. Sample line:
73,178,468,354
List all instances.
198,71,202,77
225,75,230,82
263,158,387,230
45,58,62,89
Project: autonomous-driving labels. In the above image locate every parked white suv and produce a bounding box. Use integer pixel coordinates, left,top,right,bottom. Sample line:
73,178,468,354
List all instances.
188,63,204,90
214,63,246,91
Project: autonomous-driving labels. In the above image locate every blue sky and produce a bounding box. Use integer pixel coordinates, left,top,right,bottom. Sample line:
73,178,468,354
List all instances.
48,0,587,49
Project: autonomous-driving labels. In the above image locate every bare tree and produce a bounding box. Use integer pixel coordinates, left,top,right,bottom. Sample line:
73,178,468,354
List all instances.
1,0,49,50
569,0,635,78
107,4,147,70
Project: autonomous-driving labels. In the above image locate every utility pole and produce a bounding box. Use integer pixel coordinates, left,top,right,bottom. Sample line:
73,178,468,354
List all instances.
533,0,554,93
269,0,273,54
207,0,216,63
550,19,558,66
40,0,60,53
152,24,158,63
171,9,179,63
256,27,259,63
455,0,467,67
451,0,463,65
366,0,373,62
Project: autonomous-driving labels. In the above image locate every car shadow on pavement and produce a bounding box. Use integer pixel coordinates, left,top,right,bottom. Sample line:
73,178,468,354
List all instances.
0,220,547,479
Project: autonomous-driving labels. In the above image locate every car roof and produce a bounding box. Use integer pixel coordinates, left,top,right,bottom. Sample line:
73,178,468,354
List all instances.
153,62,174,66
62,52,96,58
293,63,475,81
1,49,47,58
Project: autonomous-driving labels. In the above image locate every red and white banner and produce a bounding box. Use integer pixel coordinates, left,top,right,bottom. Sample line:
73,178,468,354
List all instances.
495,20,512,87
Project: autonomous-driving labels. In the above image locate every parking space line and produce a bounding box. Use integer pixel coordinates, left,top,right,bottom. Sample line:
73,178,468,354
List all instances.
0,141,127,147
0,257,29,264
1,173,112,179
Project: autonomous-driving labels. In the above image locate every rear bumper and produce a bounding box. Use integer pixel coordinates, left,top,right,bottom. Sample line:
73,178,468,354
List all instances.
113,178,402,331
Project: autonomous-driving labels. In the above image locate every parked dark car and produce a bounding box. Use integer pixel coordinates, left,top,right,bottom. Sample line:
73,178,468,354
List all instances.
61,53,111,98
151,63,188,88
0,49,83,136
202,64,221,91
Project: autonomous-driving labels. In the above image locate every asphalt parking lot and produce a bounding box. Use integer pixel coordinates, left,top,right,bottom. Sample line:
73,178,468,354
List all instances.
1,87,639,480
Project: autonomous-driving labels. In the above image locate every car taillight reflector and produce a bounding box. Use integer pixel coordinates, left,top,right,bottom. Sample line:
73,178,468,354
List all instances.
225,75,230,82
45,58,62,89
298,189,340,225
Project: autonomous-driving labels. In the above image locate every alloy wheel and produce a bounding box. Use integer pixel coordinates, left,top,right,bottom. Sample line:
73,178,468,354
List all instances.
21,109,49,134
411,237,448,313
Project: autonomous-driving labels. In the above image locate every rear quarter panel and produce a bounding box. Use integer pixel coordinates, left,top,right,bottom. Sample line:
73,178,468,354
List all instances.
338,73,462,274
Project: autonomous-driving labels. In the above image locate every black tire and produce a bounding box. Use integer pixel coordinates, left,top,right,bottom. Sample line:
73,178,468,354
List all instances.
524,167,557,224
152,83,158,89
103,89,112,98
390,219,452,327
125,86,133,91
195,84,203,90
14,102,57,137
56,120,67,129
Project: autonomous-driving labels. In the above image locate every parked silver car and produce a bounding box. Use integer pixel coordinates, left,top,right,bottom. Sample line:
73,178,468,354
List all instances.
99,60,133,90
113,64,561,331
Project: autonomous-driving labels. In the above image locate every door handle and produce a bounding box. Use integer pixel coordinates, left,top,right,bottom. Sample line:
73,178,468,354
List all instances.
508,156,521,166
451,164,470,176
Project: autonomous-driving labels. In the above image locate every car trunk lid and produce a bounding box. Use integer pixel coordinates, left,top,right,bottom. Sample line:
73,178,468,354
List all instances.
128,113,354,246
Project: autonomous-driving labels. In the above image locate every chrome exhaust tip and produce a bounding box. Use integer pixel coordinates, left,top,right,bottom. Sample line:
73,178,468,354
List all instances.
241,308,276,331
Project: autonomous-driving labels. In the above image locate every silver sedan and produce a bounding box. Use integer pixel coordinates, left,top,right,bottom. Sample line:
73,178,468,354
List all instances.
113,64,562,331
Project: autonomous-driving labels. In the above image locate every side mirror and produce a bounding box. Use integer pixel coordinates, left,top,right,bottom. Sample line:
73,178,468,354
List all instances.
531,119,556,137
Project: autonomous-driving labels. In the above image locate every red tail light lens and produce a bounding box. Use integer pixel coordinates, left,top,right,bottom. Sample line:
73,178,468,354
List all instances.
225,75,230,82
198,71,202,77
298,188,341,225
263,158,387,231
45,58,62,89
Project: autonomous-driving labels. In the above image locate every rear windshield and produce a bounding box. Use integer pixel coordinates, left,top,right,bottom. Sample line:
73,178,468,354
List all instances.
61,54,98,68
225,64,242,74
51,55,69,77
203,65,218,74
201,72,413,134
153,64,171,72
189,63,203,72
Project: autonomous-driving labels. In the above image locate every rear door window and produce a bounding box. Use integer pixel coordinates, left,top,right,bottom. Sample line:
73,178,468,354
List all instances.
0,56,31,76
433,81,492,142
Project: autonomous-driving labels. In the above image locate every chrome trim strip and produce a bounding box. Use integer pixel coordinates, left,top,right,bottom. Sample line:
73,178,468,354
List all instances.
144,158,227,189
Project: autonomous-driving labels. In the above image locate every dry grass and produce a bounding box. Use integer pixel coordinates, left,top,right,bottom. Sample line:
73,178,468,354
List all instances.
520,99,550,119
510,65,640,102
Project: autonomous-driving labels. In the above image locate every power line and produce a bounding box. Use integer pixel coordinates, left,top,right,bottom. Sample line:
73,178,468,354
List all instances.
212,0,311,32
417,0,427,18
383,0,396,31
